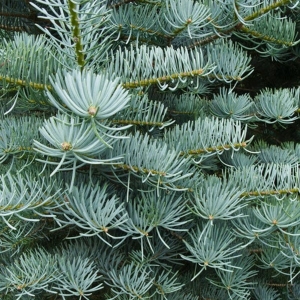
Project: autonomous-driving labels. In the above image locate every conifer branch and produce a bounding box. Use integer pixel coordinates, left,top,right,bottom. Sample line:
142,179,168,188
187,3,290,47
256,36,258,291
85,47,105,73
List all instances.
243,0,293,22
180,142,248,156
0,75,52,90
112,163,167,176
122,69,205,89
67,0,85,69
241,188,300,198
238,26,295,46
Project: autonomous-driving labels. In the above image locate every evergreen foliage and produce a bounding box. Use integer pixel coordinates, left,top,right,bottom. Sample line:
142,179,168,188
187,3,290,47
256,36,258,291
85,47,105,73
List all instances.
1,0,300,299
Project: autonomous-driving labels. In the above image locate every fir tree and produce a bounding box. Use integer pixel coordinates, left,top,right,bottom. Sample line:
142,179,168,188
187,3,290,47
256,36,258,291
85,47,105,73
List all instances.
1,0,300,299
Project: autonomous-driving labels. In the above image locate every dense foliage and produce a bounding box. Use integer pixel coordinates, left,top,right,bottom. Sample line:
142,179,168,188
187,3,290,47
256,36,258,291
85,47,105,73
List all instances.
1,0,300,299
